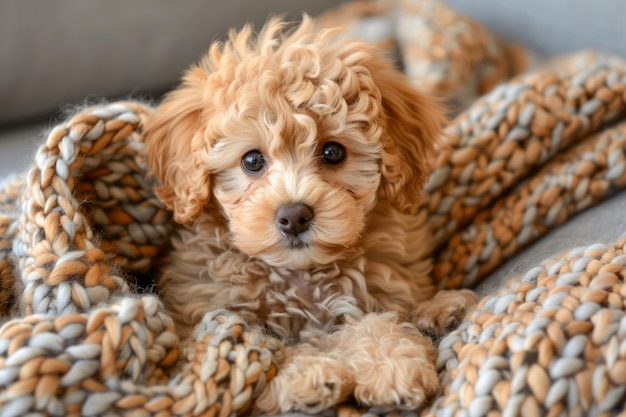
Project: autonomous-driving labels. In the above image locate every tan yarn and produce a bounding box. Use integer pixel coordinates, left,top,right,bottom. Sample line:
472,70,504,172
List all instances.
12,103,171,316
436,122,626,289
0,103,279,416
430,237,626,416
0,178,21,315
426,57,626,288
316,0,528,109
0,301,278,416
0,1,625,415
397,0,526,106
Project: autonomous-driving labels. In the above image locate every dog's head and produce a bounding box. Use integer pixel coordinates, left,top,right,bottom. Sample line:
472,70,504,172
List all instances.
144,16,444,269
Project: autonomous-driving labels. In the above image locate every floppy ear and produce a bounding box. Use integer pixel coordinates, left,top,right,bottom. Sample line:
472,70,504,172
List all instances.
370,59,445,215
143,67,212,226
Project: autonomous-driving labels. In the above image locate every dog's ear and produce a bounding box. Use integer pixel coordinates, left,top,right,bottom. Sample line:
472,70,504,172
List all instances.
143,67,212,226
370,60,445,215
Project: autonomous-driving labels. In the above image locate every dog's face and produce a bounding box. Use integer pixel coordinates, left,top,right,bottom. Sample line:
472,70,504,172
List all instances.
144,17,443,269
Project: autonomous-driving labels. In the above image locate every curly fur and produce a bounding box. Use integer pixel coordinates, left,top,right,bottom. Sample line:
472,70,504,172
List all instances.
143,16,476,413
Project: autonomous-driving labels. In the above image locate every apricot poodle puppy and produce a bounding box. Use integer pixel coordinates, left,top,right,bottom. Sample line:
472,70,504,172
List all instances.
143,16,476,413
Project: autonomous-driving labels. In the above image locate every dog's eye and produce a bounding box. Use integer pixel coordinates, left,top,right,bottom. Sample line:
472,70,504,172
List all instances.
321,142,346,165
241,150,266,174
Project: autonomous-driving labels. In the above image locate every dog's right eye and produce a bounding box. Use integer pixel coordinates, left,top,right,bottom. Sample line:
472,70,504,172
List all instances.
241,150,266,174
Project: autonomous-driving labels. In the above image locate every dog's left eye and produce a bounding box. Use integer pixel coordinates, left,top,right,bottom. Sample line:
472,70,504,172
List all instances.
242,150,266,174
321,142,346,165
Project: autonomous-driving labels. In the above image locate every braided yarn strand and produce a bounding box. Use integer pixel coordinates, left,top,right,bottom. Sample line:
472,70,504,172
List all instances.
421,57,626,289
0,296,178,417
315,0,528,108
12,103,169,316
397,0,525,105
0,103,281,417
77,117,172,276
0,300,279,416
434,121,626,288
0,178,22,316
423,58,626,252
430,237,626,416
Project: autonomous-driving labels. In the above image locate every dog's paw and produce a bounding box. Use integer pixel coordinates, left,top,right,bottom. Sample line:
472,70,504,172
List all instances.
255,355,354,414
353,357,439,410
333,313,439,410
413,289,478,336
349,329,439,410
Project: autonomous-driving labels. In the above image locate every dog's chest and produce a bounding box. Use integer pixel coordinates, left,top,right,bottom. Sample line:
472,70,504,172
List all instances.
267,267,339,302
235,264,365,341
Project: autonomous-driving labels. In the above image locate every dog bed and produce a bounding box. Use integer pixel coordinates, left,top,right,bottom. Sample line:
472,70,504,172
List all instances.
1,1,626,415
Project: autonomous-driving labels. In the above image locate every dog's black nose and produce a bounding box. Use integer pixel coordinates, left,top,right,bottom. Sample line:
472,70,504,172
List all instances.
275,203,313,236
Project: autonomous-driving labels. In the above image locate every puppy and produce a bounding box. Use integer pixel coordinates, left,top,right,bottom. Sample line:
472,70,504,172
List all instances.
143,16,476,413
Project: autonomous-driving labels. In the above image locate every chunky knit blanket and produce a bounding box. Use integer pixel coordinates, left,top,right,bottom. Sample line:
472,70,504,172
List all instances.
1,1,626,416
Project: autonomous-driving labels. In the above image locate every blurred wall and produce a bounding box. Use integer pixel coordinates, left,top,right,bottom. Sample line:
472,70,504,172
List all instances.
444,0,626,58
0,0,341,125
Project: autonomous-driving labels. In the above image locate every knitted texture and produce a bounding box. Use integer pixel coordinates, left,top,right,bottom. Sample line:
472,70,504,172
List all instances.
0,103,280,416
427,58,626,288
0,178,21,315
316,0,528,110
12,103,162,316
431,238,626,416
0,1,625,415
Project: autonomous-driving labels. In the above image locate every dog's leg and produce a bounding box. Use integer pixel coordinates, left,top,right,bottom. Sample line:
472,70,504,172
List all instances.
332,313,439,410
255,343,355,414
411,289,478,336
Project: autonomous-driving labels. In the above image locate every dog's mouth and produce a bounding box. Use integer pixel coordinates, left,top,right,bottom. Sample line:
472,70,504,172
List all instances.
280,232,311,250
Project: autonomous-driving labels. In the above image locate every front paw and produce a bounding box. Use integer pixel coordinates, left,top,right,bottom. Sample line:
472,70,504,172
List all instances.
353,349,439,410
340,314,439,410
413,289,478,336
255,354,355,414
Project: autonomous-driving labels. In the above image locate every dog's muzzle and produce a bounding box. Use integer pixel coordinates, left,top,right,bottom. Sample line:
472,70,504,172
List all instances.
275,203,313,248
